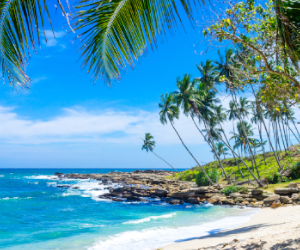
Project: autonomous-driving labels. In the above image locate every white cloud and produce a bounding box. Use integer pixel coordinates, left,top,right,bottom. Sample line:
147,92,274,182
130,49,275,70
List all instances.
0,105,210,145
42,30,65,47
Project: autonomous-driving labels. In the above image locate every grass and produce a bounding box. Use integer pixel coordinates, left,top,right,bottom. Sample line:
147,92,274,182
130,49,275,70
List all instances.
168,144,300,186
262,178,300,193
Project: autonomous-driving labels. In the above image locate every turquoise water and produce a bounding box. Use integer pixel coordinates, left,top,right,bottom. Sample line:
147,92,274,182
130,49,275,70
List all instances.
0,169,259,250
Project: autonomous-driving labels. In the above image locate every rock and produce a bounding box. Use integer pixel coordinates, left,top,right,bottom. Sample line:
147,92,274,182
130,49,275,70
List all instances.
207,196,220,204
168,192,191,199
251,189,263,195
280,196,292,204
167,199,182,205
291,193,299,201
234,197,244,203
112,198,123,202
193,187,209,194
263,195,280,205
253,201,264,207
274,188,299,195
219,197,235,205
185,198,200,204
241,201,249,205
229,192,241,198
288,182,298,188
72,186,80,189
271,200,282,209
154,190,168,197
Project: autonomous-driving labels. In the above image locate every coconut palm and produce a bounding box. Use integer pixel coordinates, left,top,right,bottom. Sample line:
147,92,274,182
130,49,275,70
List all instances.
195,60,219,91
142,133,178,172
159,92,214,185
214,142,230,159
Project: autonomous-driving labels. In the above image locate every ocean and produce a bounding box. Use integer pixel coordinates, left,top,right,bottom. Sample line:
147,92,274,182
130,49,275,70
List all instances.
0,169,259,250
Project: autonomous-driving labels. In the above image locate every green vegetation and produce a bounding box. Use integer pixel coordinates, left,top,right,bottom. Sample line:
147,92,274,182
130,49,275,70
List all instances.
221,186,249,196
195,168,219,186
169,144,300,187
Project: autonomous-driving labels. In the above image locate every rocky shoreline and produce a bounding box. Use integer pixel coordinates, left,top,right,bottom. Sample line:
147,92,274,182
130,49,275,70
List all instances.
54,170,300,207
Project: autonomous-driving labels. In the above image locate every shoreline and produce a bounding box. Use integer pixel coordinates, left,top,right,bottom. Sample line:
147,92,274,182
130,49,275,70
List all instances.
158,205,300,250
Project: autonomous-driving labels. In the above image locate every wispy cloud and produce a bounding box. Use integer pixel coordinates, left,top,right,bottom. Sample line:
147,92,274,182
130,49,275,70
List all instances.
31,76,47,84
0,106,211,145
42,30,66,48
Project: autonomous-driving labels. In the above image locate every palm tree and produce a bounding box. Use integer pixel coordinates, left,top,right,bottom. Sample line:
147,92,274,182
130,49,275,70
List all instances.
251,102,267,165
142,133,178,172
195,60,218,91
158,92,214,185
214,142,229,160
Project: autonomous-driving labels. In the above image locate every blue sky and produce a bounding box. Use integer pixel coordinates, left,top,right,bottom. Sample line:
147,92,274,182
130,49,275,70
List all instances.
1,4,297,169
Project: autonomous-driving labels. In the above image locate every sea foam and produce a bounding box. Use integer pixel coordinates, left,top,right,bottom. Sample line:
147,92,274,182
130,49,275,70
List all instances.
123,213,177,225
88,209,259,250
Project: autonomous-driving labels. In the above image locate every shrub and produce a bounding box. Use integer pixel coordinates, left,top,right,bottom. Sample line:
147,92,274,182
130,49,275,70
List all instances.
221,186,249,196
290,162,300,179
195,168,219,186
237,186,249,194
265,172,288,184
221,186,238,196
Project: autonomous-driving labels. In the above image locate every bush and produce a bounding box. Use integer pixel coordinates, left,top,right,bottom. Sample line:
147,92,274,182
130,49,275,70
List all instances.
265,172,288,184
221,186,249,196
290,162,300,179
195,168,219,186
221,186,238,196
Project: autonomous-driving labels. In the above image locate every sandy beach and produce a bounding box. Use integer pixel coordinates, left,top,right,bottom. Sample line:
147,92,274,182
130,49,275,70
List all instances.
158,205,300,250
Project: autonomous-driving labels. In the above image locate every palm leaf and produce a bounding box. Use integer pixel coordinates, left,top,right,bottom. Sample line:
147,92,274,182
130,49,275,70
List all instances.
73,0,206,84
0,0,51,89
275,0,300,65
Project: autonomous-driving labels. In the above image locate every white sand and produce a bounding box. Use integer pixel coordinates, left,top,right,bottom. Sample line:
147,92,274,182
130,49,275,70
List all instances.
157,205,300,250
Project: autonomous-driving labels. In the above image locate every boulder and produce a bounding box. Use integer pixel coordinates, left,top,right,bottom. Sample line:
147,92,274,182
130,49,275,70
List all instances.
168,192,191,199
291,193,299,201
288,182,298,188
207,196,221,204
241,201,249,205
154,190,168,197
274,188,299,195
167,199,182,205
112,198,123,202
251,189,263,195
263,195,280,205
234,197,244,203
193,187,209,194
185,198,200,204
219,197,235,205
270,200,282,209
253,201,264,207
280,196,292,204
229,192,242,198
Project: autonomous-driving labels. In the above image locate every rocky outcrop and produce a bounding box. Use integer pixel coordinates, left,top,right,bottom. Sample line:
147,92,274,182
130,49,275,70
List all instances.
54,170,300,207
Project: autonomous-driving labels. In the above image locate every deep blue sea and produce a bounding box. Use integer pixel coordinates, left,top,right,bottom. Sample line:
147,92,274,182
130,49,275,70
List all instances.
0,169,259,250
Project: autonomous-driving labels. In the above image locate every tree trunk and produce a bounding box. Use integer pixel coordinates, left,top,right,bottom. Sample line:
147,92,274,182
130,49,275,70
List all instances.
258,122,267,165
191,115,230,184
169,121,214,185
152,151,178,172
249,84,282,170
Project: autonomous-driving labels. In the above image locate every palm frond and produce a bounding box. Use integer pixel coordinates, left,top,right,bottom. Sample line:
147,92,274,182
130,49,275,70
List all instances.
73,0,206,84
275,0,300,65
0,0,51,89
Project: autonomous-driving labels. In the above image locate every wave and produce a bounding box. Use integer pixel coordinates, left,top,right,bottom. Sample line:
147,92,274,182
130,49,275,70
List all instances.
123,213,177,225
1,197,33,201
24,175,59,180
0,175,4,177
88,209,259,250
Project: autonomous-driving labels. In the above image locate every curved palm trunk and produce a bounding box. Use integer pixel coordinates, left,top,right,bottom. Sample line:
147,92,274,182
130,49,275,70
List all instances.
288,126,300,143
151,151,178,172
250,84,283,170
169,121,214,185
278,119,287,152
258,122,267,165
231,93,261,179
214,113,244,178
191,116,228,182
190,103,262,186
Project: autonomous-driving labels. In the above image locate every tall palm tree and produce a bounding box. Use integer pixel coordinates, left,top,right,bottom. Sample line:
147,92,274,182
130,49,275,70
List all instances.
214,142,229,160
195,60,218,91
142,133,178,172
159,92,214,185
215,104,245,178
